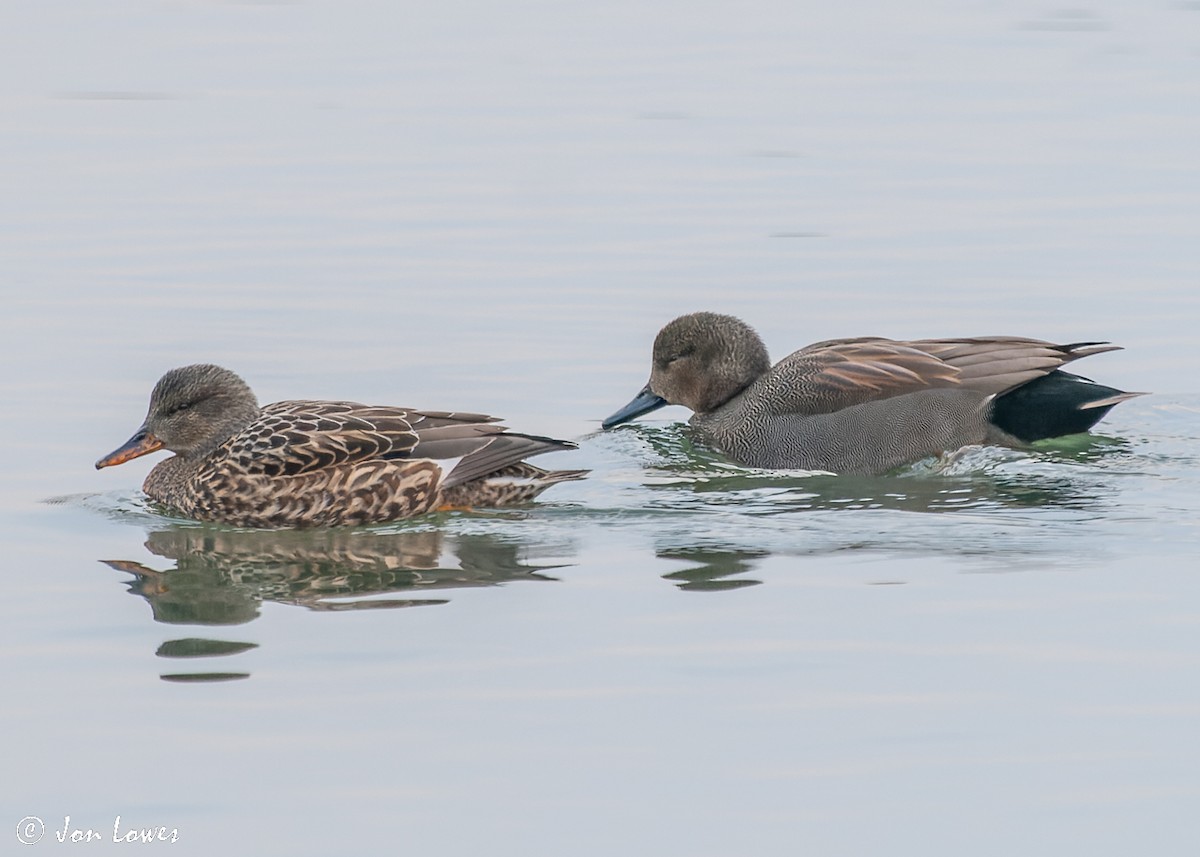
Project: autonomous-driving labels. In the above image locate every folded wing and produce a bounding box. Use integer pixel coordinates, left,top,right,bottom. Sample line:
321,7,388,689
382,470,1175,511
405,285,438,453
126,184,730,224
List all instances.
765,336,1120,416
216,400,573,487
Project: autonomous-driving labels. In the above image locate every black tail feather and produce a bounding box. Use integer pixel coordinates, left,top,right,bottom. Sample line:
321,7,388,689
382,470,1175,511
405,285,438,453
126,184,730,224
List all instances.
990,370,1144,443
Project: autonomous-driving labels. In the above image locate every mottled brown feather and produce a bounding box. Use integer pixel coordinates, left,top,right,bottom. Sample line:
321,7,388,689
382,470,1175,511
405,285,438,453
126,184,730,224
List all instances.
98,365,585,528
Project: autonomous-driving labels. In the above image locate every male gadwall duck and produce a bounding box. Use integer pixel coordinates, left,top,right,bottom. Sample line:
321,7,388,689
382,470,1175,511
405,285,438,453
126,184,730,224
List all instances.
602,312,1143,474
97,364,586,528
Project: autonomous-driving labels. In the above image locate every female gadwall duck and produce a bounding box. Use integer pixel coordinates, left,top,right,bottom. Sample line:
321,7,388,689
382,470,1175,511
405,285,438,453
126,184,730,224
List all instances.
602,312,1143,474
97,364,586,528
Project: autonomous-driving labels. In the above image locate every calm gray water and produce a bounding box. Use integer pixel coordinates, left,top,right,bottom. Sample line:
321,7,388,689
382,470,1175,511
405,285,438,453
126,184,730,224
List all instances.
3,2,1199,855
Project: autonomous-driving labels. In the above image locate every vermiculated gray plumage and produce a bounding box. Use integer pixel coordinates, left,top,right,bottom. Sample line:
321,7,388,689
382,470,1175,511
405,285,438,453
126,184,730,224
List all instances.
602,312,1143,474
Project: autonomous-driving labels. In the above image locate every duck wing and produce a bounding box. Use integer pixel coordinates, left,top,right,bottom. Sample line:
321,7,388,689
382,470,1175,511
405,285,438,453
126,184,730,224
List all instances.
903,337,1121,395
222,401,461,477
762,338,962,416
433,430,579,489
221,400,571,487
764,336,1119,417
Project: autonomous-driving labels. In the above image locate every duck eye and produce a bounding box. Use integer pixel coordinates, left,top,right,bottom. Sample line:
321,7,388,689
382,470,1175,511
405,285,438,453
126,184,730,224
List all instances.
169,402,193,415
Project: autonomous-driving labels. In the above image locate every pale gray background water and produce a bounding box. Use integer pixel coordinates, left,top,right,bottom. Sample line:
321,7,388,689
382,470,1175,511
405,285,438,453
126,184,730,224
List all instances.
2,1,1199,855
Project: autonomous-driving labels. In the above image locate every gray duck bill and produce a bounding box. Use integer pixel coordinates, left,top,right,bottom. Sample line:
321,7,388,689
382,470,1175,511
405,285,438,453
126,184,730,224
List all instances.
602,385,668,429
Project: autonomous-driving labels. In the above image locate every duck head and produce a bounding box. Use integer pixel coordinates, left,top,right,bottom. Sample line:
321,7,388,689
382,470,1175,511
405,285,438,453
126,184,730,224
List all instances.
602,312,771,428
96,364,260,468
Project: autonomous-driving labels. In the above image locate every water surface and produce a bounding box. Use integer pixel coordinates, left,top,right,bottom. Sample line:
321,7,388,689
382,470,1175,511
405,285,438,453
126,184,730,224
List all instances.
2,2,1199,855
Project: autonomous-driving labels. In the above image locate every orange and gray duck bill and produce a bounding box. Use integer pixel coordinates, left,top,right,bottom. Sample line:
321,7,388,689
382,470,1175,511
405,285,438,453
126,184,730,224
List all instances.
96,426,164,469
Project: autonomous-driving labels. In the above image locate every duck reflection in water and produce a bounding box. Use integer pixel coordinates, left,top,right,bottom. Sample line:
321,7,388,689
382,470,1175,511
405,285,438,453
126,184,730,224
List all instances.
617,422,1129,515
657,546,767,591
102,525,572,683
104,525,569,625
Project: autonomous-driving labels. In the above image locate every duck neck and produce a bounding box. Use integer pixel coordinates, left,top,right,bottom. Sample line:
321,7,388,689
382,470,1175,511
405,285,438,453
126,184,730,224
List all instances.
178,402,260,461
699,341,770,413
143,455,200,507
